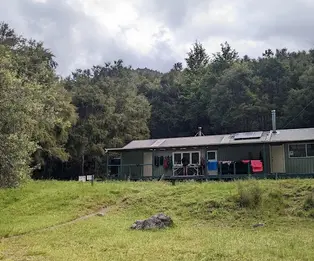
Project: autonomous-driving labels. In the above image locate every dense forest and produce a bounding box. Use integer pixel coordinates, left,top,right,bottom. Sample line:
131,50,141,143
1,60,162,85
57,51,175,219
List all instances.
1,22,314,187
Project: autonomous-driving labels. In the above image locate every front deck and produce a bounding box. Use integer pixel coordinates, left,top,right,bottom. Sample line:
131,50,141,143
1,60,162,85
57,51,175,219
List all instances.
106,162,314,183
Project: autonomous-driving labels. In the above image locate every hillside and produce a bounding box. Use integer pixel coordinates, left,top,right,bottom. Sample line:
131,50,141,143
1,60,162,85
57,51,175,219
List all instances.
0,179,314,260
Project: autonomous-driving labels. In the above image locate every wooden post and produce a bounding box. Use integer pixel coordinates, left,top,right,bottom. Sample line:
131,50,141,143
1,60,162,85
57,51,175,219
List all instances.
128,166,131,181
233,162,236,175
106,152,109,178
120,152,123,180
81,154,85,176
140,164,143,179
263,144,267,179
152,149,155,179
205,148,208,180
94,158,97,178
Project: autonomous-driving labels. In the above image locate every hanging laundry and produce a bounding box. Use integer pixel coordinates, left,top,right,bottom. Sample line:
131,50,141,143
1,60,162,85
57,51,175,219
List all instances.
220,161,232,165
154,156,160,167
207,161,218,171
159,156,164,166
168,156,173,168
219,161,232,174
250,160,263,173
238,160,252,174
163,157,169,169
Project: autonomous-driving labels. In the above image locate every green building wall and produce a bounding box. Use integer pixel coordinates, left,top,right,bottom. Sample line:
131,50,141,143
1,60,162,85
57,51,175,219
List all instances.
119,151,143,179
118,142,314,178
284,144,314,174
119,143,272,178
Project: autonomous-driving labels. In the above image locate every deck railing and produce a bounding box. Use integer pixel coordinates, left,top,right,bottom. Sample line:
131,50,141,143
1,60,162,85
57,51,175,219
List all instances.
107,162,254,180
106,162,314,181
107,164,155,180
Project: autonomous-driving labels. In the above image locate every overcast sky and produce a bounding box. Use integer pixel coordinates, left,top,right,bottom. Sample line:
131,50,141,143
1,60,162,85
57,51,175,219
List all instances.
1,0,314,76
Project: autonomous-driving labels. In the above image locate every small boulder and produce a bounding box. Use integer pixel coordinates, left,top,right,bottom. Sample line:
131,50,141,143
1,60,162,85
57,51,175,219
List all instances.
130,213,173,230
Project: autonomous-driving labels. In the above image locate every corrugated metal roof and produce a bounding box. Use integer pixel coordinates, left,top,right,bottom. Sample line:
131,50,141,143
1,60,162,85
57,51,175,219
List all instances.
270,128,314,142
106,128,314,151
122,134,225,150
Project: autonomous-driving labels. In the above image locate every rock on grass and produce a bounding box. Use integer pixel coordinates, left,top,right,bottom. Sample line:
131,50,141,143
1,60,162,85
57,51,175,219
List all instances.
130,213,173,230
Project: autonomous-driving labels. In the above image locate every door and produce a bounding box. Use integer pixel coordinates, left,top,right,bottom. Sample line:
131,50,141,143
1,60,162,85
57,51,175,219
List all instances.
207,150,218,175
270,145,286,173
143,152,153,177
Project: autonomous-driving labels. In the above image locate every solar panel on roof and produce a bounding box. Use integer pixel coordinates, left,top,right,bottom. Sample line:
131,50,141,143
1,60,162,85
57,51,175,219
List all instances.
233,131,263,140
150,139,166,147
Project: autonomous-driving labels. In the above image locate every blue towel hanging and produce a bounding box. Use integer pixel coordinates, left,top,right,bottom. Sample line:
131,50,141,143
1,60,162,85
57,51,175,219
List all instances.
207,161,218,171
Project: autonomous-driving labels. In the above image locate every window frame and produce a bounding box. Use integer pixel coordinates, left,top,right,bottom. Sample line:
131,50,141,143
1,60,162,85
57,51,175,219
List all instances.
207,150,218,161
173,152,182,165
172,151,201,166
191,152,201,165
288,143,314,158
306,143,314,157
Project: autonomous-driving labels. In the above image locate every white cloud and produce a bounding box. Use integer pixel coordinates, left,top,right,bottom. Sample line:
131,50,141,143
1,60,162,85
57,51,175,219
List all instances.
1,0,314,76
79,0,139,35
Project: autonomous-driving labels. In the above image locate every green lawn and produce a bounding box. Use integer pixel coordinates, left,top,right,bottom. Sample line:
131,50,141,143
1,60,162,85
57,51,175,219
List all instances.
0,179,314,260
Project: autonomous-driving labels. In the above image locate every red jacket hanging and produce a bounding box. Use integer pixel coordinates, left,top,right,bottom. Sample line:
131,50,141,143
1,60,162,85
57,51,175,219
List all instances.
163,157,169,169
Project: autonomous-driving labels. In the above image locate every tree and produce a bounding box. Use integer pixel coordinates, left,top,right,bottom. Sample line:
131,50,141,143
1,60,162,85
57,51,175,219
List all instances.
208,62,268,133
173,62,183,72
212,41,239,73
0,23,76,187
148,69,186,138
60,61,151,178
185,41,209,74
252,51,292,127
283,66,314,128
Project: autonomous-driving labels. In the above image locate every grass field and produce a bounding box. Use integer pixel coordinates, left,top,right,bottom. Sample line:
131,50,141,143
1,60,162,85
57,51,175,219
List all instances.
0,179,314,260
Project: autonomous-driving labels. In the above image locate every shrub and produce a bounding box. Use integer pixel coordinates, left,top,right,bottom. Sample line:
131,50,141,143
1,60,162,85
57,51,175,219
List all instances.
304,192,314,211
237,181,263,209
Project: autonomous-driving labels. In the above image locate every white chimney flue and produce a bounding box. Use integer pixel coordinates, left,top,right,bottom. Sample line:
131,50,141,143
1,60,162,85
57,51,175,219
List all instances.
271,110,277,133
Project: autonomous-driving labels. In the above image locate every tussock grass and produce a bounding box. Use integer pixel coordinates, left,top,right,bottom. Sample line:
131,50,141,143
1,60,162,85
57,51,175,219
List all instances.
237,180,263,208
304,192,314,210
0,179,314,260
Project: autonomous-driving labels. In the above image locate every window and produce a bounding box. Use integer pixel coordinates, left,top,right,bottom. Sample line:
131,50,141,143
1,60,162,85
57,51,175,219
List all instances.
207,151,217,161
172,151,200,166
289,144,306,158
307,144,314,157
174,153,182,164
192,152,200,164
288,143,314,158
183,153,190,164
